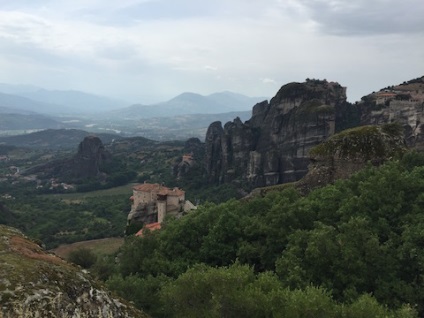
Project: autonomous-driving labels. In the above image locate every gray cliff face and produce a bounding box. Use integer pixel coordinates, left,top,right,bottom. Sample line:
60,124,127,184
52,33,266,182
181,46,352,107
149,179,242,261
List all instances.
72,136,110,179
173,138,204,180
205,80,348,188
23,136,111,181
205,122,225,184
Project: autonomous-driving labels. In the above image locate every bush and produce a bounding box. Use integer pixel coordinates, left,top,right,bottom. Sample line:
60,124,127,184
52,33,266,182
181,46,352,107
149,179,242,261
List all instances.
68,248,97,268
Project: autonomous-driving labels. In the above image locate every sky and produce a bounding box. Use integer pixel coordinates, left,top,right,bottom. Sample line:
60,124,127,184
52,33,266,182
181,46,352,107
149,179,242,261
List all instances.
0,0,423,104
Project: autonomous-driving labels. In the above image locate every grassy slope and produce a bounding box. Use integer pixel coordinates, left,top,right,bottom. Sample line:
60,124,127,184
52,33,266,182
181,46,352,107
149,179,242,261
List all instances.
51,237,124,259
42,183,136,201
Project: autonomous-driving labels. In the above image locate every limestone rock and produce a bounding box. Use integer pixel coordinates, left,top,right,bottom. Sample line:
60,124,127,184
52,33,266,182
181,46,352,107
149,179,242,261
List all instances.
23,136,111,182
71,136,110,179
359,76,424,149
204,79,349,189
0,225,147,318
173,138,204,179
296,123,406,194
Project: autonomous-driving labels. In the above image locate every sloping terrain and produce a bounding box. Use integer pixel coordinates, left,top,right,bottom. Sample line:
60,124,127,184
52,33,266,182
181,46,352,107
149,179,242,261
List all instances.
0,225,147,317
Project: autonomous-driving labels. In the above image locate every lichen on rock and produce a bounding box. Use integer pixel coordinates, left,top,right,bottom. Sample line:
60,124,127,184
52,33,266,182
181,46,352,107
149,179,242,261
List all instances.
0,225,147,318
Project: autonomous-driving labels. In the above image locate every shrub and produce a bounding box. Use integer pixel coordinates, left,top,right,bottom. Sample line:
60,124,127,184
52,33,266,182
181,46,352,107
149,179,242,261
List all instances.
68,248,97,268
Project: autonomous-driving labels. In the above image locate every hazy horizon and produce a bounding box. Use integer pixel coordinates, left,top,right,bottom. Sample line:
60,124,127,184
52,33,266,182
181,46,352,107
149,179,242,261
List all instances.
0,1,423,104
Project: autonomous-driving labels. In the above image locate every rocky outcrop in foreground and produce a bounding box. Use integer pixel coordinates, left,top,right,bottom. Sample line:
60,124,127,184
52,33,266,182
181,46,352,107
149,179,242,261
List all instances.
0,225,147,318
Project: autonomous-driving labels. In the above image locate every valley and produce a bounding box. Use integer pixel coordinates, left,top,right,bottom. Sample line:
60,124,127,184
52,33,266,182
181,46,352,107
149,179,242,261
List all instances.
0,87,263,141
1,76,424,317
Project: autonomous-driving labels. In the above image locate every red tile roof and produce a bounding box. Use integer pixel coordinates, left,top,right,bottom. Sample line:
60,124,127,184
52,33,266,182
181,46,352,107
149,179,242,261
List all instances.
133,183,184,197
135,222,162,237
172,188,185,196
133,183,162,192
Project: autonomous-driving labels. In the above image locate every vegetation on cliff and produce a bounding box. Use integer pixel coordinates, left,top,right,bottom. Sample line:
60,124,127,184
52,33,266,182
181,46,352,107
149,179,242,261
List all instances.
310,123,406,161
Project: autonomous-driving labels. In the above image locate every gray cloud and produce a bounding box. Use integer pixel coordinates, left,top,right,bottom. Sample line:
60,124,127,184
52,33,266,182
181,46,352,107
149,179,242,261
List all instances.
0,1,422,104
296,0,424,35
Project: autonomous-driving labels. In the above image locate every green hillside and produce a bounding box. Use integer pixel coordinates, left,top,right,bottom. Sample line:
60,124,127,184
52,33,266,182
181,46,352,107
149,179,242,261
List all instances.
100,151,424,317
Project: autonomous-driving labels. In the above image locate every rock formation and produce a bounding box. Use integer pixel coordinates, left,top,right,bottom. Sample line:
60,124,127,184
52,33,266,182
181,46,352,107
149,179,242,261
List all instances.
23,135,111,182
359,76,424,149
173,138,204,179
0,225,146,317
205,79,350,189
296,123,406,194
70,136,110,179
245,123,407,199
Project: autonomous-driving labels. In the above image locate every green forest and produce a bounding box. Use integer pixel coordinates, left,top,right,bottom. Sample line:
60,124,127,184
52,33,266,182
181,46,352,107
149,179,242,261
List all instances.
0,194,130,248
74,151,424,317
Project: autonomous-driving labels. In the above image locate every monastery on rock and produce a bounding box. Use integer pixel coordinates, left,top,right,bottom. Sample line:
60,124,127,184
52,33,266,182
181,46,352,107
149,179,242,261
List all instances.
127,182,196,235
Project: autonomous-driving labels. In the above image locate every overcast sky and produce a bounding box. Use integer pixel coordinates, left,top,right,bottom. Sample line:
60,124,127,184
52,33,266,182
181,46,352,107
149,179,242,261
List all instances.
0,0,423,103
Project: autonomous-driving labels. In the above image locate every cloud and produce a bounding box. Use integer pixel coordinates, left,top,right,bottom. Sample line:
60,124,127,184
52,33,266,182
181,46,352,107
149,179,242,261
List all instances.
261,78,277,85
204,65,218,71
293,0,424,35
0,1,422,104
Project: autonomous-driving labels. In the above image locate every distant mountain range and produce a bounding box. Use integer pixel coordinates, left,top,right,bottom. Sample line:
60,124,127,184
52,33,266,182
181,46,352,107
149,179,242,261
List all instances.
0,92,57,114
0,84,265,118
0,84,128,114
106,91,266,119
0,84,266,140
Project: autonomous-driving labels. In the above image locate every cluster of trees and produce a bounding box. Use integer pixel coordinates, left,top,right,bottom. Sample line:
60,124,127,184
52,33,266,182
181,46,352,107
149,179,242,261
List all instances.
106,263,413,318
85,151,424,317
2,194,130,248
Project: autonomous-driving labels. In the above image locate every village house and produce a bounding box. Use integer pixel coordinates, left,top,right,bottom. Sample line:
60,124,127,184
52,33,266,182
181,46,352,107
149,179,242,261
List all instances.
127,182,196,236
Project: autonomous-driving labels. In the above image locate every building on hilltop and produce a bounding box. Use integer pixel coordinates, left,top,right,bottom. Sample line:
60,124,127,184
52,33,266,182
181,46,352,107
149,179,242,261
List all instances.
127,182,196,235
375,92,397,105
